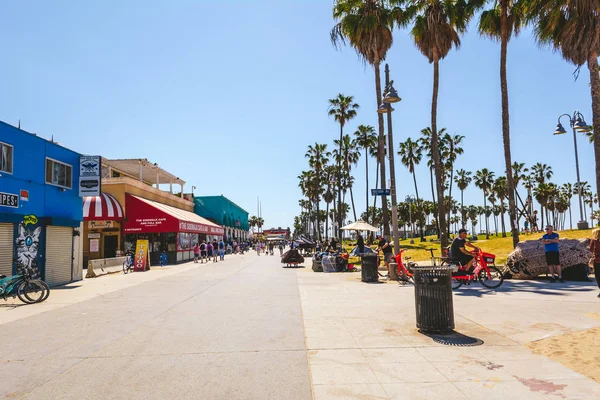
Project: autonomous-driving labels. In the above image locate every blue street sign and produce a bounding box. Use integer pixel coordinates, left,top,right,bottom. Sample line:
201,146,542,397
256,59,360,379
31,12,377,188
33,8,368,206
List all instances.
371,189,391,196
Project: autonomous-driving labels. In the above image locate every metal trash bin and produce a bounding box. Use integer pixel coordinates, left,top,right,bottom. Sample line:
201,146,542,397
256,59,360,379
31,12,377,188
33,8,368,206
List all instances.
361,254,379,283
412,266,455,333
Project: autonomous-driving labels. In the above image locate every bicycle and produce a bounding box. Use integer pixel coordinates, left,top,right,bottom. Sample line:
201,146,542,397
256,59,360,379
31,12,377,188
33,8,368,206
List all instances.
393,249,417,283
123,252,134,274
1,265,49,304
446,248,504,290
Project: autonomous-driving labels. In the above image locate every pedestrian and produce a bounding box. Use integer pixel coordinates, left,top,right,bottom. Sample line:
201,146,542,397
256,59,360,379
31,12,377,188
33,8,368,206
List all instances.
219,238,225,260
542,225,563,283
376,234,393,278
212,239,219,262
268,241,274,255
200,240,207,263
531,210,539,233
278,241,284,256
588,228,600,298
207,241,213,260
255,241,261,255
193,243,200,263
356,232,365,254
330,237,338,252
524,219,530,235
160,250,168,267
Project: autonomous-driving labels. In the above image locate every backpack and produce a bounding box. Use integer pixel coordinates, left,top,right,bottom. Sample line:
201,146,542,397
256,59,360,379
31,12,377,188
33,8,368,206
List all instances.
200,243,206,251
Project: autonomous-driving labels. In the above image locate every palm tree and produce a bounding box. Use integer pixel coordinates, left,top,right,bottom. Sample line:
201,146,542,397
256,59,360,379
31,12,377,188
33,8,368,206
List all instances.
531,162,553,185
494,176,509,237
474,168,495,239
328,94,359,241
527,0,600,203
398,137,425,239
442,132,464,230
478,0,524,247
455,169,472,229
353,124,378,223
335,134,361,221
419,126,446,236
560,183,574,229
533,182,553,228
331,0,409,238
305,143,330,241
249,216,258,233
408,0,477,249
468,205,479,234
323,164,337,240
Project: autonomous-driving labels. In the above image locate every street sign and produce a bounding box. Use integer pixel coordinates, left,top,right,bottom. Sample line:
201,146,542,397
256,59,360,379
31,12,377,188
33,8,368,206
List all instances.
371,189,390,196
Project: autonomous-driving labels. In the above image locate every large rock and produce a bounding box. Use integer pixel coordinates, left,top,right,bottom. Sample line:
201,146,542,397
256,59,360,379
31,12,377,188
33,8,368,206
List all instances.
506,239,591,279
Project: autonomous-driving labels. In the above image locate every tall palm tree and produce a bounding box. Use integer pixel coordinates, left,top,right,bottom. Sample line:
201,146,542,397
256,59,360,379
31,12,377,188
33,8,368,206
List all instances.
474,168,495,239
442,132,464,230
305,143,330,241
455,169,472,229
560,183,574,229
531,162,553,185
332,0,410,237
527,0,600,203
494,176,509,237
328,94,359,241
353,124,378,223
533,182,553,228
408,0,476,249
323,164,337,240
419,126,446,236
398,137,424,239
335,134,361,221
478,0,524,247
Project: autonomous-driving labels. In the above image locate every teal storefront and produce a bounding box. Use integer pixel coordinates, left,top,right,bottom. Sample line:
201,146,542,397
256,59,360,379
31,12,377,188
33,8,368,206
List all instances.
193,196,249,241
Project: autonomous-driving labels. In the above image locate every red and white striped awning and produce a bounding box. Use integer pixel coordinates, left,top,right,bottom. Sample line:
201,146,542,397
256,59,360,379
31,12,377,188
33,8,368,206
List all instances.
83,193,124,221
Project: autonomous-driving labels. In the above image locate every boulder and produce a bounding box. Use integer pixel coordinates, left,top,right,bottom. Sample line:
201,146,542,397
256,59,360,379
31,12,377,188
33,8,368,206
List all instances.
506,239,591,279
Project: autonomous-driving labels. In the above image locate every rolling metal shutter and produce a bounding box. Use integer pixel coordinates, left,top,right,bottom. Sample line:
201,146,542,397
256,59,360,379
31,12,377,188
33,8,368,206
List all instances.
45,226,73,286
0,223,14,276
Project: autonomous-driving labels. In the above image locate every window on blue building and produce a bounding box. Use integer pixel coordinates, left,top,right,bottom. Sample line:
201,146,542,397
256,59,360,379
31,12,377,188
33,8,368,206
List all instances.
45,158,72,189
0,142,13,174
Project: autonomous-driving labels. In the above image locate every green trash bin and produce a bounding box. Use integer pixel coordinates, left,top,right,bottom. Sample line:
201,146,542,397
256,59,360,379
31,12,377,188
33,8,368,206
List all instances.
412,266,455,333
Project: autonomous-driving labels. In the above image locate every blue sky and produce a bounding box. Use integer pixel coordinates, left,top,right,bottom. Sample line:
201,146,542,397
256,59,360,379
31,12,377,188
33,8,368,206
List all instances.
0,1,595,231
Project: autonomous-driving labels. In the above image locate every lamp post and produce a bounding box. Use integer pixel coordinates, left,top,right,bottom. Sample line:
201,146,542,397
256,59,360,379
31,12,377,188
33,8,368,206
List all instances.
377,64,401,256
554,111,591,230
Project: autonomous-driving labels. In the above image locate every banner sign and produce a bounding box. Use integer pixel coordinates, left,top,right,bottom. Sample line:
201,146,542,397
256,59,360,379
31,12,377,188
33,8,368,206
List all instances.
0,192,19,208
88,220,114,229
134,239,150,272
79,155,101,197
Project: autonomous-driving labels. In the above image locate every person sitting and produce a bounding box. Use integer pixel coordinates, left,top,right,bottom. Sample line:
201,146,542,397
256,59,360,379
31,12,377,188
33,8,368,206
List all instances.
450,228,478,274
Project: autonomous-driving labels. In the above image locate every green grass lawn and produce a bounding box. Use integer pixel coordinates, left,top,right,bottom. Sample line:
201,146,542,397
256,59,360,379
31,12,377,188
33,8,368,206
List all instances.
344,228,594,267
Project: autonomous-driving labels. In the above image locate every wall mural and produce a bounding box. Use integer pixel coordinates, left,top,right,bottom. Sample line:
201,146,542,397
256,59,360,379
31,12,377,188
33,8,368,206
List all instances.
15,214,42,277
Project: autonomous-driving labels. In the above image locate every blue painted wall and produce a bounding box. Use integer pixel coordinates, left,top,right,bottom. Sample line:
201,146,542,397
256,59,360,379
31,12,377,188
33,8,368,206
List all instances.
194,196,249,231
0,121,82,225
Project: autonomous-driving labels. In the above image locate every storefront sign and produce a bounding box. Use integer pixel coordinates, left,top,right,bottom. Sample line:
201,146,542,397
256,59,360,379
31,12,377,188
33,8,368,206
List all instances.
90,238,100,252
20,190,29,202
88,233,101,239
0,192,18,208
88,220,114,229
79,155,101,197
134,239,150,272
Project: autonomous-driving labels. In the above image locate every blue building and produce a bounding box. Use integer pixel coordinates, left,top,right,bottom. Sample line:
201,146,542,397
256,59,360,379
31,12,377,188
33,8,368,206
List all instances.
0,121,84,286
194,196,249,240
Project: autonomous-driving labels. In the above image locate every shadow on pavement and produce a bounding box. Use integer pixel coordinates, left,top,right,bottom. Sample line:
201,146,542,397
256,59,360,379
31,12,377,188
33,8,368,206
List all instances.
453,280,598,297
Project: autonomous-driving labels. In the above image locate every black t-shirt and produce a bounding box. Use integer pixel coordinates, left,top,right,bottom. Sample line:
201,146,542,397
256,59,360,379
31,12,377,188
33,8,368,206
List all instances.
450,237,467,260
379,238,392,254
357,236,364,248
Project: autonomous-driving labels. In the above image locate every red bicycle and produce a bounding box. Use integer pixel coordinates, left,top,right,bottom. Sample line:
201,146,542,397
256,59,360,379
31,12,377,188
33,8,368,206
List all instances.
394,249,417,283
447,248,504,290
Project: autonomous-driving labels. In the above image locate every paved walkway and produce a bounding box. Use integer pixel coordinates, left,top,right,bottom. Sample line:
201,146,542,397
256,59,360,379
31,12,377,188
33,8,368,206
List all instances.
0,253,312,399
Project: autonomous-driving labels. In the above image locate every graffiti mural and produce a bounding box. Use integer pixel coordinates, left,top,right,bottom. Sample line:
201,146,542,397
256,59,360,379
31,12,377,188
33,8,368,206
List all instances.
15,215,42,277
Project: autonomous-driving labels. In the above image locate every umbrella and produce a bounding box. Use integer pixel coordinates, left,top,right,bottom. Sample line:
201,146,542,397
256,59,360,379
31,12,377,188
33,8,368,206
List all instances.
341,220,379,232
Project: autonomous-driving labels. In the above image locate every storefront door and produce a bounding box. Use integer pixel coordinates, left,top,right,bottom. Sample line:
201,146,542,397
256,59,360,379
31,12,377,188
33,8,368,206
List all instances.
104,235,118,259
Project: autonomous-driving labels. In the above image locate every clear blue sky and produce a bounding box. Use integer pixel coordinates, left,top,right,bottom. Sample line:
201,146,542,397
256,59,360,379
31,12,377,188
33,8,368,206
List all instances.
0,1,595,231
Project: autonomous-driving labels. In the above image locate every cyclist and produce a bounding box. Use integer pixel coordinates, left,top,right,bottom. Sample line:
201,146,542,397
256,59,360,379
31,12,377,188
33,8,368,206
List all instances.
450,229,478,273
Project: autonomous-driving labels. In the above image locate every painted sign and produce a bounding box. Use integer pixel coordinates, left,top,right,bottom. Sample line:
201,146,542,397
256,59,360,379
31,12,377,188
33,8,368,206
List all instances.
88,233,101,239
79,155,101,197
15,215,41,277
134,239,150,272
89,238,100,252
0,191,18,208
20,190,29,202
88,220,114,229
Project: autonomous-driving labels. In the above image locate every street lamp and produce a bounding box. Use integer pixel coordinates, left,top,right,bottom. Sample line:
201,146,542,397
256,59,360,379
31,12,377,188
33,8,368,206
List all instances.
554,111,591,230
377,64,401,260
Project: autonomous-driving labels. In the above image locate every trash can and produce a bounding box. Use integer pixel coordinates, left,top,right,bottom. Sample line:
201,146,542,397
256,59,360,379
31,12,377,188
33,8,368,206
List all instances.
412,266,455,333
312,258,323,272
361,253,379,283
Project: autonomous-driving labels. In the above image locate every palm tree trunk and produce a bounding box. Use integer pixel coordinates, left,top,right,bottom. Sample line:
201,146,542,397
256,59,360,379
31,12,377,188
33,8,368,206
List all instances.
365,146,369,223
350,185,357,221
460,189,465,229
430,58,448,249
568,203,572,230
447,163,455,234
541,205,545,229
372,158,379,223
325,202,330,240
587,53,600,208
374,61,389,237
501,202,507,237
337,122,343,242
483,193,489,239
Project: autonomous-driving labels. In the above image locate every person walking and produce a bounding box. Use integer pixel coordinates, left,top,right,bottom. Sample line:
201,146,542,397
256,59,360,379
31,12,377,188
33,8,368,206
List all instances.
212,239,219,262
207,241,214,261
200,240,207,263
542,225,563,283
193,243,200,263
278,241,284,256
589,228,600,298
219,239,225,261
160,250,168,267
376,235,393,278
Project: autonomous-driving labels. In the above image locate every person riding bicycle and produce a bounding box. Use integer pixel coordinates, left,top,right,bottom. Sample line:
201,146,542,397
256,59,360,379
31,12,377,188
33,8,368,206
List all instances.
450,229,478,274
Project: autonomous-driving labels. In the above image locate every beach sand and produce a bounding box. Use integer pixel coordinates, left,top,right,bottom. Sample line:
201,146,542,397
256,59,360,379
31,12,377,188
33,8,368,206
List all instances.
528,327,600,383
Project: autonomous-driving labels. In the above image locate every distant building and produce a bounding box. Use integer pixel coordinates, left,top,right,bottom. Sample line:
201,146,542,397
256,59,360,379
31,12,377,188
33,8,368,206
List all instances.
262,228,290,240
0,121,84,286
193,196,249,240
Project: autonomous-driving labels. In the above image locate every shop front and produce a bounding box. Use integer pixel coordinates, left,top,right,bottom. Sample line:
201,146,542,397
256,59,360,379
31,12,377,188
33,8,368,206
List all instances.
82,192,124,267
123,194,224,264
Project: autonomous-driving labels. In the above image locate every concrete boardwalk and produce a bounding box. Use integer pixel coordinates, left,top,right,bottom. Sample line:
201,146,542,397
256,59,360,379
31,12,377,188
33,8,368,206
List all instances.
0,253,312,399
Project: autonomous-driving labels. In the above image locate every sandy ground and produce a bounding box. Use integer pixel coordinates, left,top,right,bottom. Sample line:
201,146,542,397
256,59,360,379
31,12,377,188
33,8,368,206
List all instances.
528,325,600,384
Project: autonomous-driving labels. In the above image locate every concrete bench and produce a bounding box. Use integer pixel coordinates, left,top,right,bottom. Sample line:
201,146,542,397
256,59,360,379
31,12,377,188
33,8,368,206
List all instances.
86,256,127,278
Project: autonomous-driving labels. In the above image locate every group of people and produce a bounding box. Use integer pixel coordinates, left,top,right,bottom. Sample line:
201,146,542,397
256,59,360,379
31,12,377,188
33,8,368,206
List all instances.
254,240,287,256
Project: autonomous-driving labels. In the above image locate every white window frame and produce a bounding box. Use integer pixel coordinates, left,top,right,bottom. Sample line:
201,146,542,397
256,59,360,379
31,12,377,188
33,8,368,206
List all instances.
0,141,13,175
45,157,73,189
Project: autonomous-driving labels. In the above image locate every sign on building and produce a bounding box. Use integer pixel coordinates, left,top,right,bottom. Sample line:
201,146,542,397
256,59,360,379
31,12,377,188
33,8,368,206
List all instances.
0,191,19,208
79,155,101,197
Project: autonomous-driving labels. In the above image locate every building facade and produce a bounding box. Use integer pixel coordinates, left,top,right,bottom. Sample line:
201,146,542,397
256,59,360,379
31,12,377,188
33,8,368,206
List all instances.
194,196,249,241
0,121,83,286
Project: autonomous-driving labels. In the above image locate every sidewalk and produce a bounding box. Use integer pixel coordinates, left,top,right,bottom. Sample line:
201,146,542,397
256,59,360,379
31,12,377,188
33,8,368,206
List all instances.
297,270,600,399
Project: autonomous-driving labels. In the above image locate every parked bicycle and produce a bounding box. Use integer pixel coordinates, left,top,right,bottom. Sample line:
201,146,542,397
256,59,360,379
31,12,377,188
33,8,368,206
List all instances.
445,248,504,290
1,263,50,304
123,252,135,274
393,249,417,283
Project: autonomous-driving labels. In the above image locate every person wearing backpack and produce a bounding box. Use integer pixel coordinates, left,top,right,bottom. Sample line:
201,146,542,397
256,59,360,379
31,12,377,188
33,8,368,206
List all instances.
199,241,207,263
218,239,225,260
